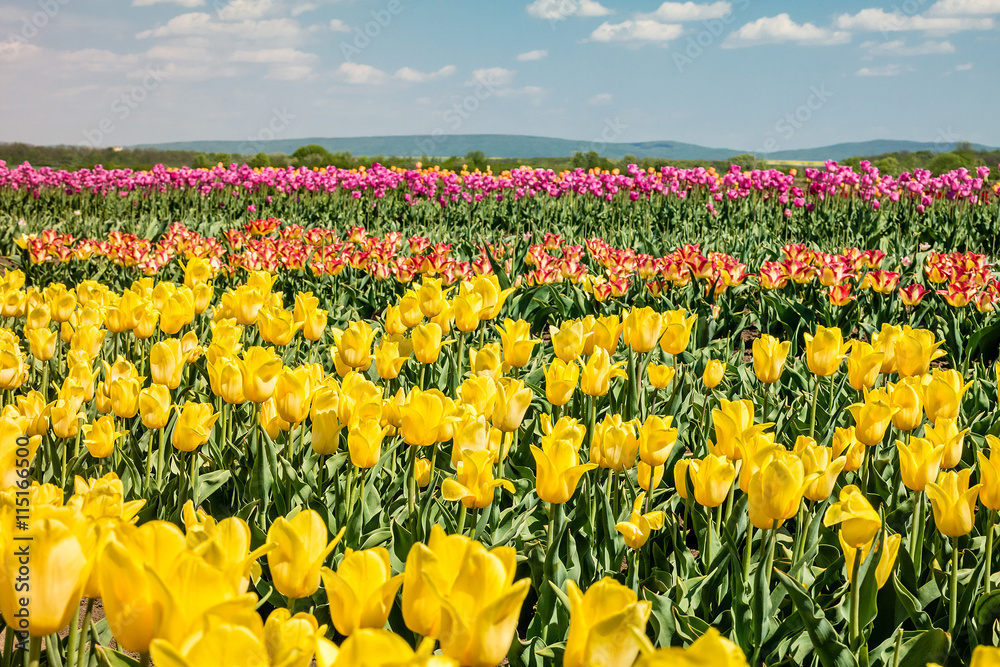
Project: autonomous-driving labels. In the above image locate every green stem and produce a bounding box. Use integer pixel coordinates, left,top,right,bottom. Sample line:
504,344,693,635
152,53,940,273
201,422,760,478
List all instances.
287,597,297,614
76,598,94,667
28,637,41,667
809,375,821,439
950,536,959,638
407,446,418,536
911,492,926,578
704,506,714,569
456,504,467,536
792,501,807,565
189,450,199,509
850,546,862,648
988,509,995,595
156,427,166,490
2,625,14,667
742,522,753,582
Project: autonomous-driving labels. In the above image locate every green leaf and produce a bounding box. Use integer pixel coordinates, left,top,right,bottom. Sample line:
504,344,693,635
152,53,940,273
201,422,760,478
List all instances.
897,629,950,667
774,568,858,667
975,589,1000,628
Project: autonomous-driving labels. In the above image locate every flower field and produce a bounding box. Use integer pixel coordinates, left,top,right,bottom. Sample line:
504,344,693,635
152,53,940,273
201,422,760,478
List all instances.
1,161,1000,666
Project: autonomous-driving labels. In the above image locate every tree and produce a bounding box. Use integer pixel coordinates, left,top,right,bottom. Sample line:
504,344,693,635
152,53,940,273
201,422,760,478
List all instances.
728,153,767,170
292,144,333,166
927,152,967,175
464,150,488,171
249,152,271,168
192,153,212,168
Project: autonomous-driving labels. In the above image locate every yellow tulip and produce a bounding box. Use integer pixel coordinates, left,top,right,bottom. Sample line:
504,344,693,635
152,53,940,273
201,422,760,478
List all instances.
347,420,390,469
159,287,195,335
840,531,900,589
399,389,455,447
149,619,268,667
469,343,503,380
824,485,881,548
923,369,970,424
589,314,624,355
108,375,142,419
889,376,924,431
267,509,345,599
333,629,458,666
926,469,982,537
263,608,329,667
531,420,596,504
320,547,404,636
688,454,735,508
925,418,970,469
848,391,898,447
752,334,790,384
616,492,665,549
335,320,377,370
580,347,626,397
69,324,106,361
468,275,515,321
496,318,538,368
172,402,219,452
14,391,50,438
748,450,807,529
1,411,41,489
710,398,771,461
832,426,865,472
623,307,664,354
150,338,186,389
638,461,665,492
239,346,282,403
83,415,125,458
310,386,342,456
259,305,302,346
871,323,903,374
634,627,749,667
0,510,89,637
647,363,676,389
658,308,698,355
491,378,532,432
591,414,639,471
98,537,156,653
207,355,245,404
897,436,945,492
139,384,171,430
261,397,291,440
846,341,884,391
25,327,57,361
50,399,82,440
417,277,449,318
374,336,410,380
803,326,851,377
638,414,677,467
794,436,847,502
550,320,588,363
442,448,515,509
413,322,446,364
275,365,315,424
978,436,1000,511
452,292,485,333
545,358,579,406
895,326,946,377
402,525,472,636
415,458,432,487
458,376,498,417
969,646,1000,667
563,577,652,667
702,359,726,389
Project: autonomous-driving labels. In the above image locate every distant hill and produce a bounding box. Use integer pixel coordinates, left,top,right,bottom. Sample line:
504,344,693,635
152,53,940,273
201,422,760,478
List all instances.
134,134,997,162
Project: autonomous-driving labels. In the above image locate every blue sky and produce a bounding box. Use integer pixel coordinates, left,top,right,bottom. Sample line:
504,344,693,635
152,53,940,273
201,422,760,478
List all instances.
0,0,997,152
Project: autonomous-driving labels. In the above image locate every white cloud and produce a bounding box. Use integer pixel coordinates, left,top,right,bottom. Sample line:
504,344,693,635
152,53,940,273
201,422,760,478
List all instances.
588,93,613,105
526,0,612,20
589,19,684,43
337,62,386,85
329,19,351,32
956,62,973,69
217,0,276,21
291,3,318,16
466,67,515,86
856,63,907,76
336,64,457,85
834,8,994,33
861,39,955,55
723,13,851,47
132,0,205,6
644,1,731,21
496,85,546,98
394,65,456,82
136,13,301,40
517,49,549,61
928,0,1000,15
230,48,317,64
